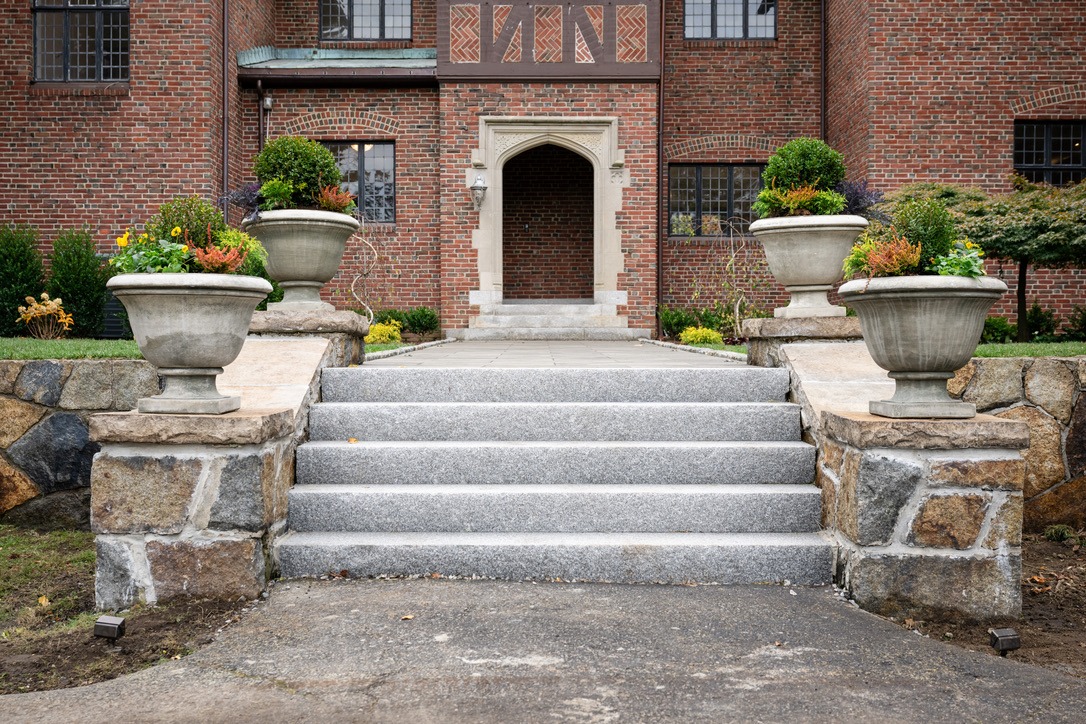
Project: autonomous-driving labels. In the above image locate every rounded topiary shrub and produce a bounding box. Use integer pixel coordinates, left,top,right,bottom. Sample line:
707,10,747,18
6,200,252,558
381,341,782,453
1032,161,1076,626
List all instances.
761,138,846,192
254,136,342,210
46,227,112,338
404,306,440,335
146,195,227,248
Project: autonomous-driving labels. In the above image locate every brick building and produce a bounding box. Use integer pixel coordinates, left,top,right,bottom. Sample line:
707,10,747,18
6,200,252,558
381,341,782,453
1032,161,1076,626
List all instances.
2,1,1084,337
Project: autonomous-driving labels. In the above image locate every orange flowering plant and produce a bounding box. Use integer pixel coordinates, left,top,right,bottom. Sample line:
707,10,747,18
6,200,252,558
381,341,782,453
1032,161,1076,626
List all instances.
110,197,267,275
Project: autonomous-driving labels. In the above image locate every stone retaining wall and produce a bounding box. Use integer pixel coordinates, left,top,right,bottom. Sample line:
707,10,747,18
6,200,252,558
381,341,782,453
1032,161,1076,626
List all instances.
0,359,159,528
950,357,1086,531
89,337,336,609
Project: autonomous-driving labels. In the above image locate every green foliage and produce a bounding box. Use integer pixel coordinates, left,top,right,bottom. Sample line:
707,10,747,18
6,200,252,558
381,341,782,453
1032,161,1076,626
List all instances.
1043,524,1078,543
843,222,923,278
145,195,227,248
659,305,698,338
981,316,1017,344
1061,306,1086,341
884,182,988,210
892,197,957,269
45,228,112,338
0,225,45,337
364,320,402,345
257,179,295,211
404,306,440,334
1026,302,1060,341
109,230,190,274
752,184,846,219
374,308,409,327
254,136,342,210
957,178,1086,269
679,326,724,345
931,240,986,278
761,138,846,193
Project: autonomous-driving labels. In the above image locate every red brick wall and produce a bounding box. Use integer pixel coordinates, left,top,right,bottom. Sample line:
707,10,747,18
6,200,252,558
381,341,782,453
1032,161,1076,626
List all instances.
237,86,443,312
502,144,594,300
1,1,228,255
439,82,659,331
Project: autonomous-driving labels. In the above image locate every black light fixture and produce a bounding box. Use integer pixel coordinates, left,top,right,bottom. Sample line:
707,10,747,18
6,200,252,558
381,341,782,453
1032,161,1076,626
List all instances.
470,174,487,211
988,627,1020,657
94,615,126,641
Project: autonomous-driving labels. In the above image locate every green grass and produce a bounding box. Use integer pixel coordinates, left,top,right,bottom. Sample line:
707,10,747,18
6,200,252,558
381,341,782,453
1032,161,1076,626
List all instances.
688,343,747,354
0,525,96,634
0,337,141,360
364,342,406,353
974,341,1086,358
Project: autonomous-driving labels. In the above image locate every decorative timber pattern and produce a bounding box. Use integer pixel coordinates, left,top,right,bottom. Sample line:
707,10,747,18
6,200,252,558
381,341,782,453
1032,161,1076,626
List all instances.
438,0,660,80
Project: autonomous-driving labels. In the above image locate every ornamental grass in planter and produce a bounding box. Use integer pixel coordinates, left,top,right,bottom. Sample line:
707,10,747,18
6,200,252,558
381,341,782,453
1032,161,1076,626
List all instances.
838,199,1007,419
749,138,869,318
107,196,272,414
240,136,360,312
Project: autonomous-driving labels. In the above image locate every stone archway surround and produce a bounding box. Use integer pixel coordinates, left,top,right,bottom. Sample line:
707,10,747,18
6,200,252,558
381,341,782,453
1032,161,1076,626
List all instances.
466,117,631,308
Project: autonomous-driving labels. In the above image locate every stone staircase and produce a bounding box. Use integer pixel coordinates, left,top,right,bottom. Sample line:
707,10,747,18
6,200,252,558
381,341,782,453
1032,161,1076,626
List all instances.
462,300,649,340
275,366,833,584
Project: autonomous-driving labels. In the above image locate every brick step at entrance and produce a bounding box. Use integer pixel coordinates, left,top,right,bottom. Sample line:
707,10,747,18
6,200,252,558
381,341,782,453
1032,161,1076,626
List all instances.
275,365,831,585
477,301,617,316
470,313,630,329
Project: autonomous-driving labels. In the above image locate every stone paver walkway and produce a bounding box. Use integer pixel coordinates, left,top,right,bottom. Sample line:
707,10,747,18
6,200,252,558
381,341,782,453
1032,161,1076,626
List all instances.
366,340,744,368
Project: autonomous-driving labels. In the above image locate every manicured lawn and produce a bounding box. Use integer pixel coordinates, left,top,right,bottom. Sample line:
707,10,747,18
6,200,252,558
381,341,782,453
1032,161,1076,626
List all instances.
688,343,748,354
0,338,142,360
974,341,1086,358
364,342,406,353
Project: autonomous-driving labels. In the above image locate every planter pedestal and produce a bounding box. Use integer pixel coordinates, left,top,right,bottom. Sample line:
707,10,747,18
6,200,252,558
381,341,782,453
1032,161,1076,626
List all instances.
242,209,360,312
107,274,272,415
749,215,868,319
839,275,1007,419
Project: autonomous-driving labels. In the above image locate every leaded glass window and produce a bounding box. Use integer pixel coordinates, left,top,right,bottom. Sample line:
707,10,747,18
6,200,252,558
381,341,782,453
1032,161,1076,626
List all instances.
1014,121,1085,186
325,141,396,223
669,164,763,235
33,1,130,82
685,0,776,40
320,0,412,41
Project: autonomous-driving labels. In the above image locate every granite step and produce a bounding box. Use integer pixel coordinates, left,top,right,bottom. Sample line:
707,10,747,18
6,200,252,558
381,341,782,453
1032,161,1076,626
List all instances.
275,531,834,585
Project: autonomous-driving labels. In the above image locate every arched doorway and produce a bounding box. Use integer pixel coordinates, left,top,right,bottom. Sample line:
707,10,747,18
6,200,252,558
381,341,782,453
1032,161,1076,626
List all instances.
501,144,594,300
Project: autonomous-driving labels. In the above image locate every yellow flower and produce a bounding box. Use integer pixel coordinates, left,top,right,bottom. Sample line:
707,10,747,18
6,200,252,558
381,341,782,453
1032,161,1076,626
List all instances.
116,231,130,248
181,245,189,253
171,226,182,237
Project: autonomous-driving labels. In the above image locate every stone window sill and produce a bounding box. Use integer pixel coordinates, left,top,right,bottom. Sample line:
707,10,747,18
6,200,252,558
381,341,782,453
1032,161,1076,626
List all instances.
30,82,130,98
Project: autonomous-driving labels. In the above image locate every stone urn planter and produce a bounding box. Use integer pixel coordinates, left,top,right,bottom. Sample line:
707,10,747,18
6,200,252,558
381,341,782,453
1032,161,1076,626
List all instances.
242,209,360,311
838,275,1008,419
749,215,868,318
107,273,272,414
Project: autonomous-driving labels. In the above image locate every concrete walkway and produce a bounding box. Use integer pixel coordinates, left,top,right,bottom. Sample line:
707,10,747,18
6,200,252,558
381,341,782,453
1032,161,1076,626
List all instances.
3,578,1084,723
366,340,744,367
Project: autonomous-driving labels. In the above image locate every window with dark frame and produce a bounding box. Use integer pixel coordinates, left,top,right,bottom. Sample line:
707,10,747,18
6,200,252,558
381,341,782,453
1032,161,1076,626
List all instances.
320,0,412,41
324,141,396,223
685,0,776,40
669,164,764,235
33,1,130,82
1014,121,1085,187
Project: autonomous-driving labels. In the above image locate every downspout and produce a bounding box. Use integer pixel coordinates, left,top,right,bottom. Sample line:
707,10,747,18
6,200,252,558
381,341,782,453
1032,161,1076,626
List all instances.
820,0,827,140
655,1,666,339
222,0,231,211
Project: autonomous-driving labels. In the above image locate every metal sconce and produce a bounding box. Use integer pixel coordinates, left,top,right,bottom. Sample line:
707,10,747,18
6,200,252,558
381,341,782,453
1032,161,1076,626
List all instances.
470,174,487,211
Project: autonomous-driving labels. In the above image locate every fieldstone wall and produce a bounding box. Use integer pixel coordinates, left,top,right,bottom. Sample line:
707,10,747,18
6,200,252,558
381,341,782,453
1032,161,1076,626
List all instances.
0,359,159,529
89,336,337,609
817,411,1028,621
949,357,1086,531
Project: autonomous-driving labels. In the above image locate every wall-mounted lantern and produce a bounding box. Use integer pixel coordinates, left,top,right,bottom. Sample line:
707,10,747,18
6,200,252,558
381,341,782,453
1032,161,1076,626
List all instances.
470,174,487,211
